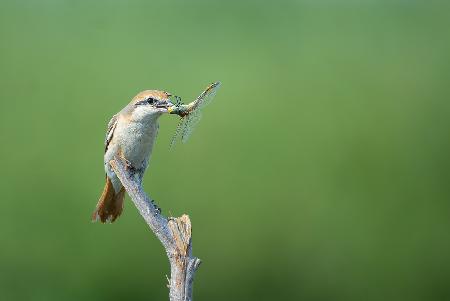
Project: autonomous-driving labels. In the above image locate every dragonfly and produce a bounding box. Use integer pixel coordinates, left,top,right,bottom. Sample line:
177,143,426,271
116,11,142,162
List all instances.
169,81,221,148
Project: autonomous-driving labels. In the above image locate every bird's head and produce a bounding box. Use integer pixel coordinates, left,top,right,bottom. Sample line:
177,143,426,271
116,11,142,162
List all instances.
128,90,175,121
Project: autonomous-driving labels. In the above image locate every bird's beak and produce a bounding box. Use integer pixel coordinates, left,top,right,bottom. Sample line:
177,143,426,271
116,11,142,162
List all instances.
155,99,175,112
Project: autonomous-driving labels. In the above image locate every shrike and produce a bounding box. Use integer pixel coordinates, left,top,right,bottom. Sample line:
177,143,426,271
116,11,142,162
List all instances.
92,90,174,223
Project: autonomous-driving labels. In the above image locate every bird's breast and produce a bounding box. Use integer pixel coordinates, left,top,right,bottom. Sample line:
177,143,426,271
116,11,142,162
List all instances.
116,119,159,170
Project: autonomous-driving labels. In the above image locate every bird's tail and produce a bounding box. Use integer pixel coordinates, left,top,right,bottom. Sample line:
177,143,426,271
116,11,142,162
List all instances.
92,177,125,223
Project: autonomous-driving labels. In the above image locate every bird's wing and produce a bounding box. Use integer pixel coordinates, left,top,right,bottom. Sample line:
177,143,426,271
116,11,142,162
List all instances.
105,114,118,153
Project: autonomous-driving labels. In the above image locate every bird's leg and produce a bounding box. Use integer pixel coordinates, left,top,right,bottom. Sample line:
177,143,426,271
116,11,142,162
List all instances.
118,149,135,172
124,158,134,170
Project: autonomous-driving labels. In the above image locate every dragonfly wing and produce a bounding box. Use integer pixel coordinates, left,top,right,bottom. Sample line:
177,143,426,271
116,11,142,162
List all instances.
169,82,220,148
169,117,187,149
181,110,202,143
194,81,221,111
169,111,202,148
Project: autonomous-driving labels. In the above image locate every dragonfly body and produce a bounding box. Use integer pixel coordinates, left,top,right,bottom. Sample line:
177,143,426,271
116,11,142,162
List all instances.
169,103,194,117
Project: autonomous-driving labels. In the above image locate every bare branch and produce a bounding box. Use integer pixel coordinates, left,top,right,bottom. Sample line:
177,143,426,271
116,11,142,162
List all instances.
110,156,201,301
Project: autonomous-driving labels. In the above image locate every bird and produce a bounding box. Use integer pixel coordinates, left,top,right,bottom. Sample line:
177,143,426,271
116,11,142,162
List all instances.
92,90,175,223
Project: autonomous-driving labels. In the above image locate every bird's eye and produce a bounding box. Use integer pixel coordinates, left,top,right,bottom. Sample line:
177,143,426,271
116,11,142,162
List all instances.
147,97,157,104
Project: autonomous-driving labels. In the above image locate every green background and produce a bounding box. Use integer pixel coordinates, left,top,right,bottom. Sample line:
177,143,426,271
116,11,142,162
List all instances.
1,1,450,300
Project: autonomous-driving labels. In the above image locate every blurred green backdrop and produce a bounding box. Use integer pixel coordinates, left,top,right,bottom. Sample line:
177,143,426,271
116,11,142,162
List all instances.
1,0,450,300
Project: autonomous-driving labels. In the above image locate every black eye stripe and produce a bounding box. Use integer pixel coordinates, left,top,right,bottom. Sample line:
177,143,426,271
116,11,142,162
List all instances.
135,97,158,106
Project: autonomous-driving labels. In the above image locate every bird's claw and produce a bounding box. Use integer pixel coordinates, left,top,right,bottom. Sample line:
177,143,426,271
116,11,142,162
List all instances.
121,157,137,173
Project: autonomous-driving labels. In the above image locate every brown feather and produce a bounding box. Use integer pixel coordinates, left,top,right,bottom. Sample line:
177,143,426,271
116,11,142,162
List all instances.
131,90,171,104
92,177,125,223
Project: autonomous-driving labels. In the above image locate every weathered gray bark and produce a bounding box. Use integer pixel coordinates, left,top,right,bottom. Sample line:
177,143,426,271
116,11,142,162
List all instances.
110,156,201,301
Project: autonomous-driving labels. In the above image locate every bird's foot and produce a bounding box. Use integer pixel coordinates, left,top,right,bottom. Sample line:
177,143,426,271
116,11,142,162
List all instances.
121,158,137,174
